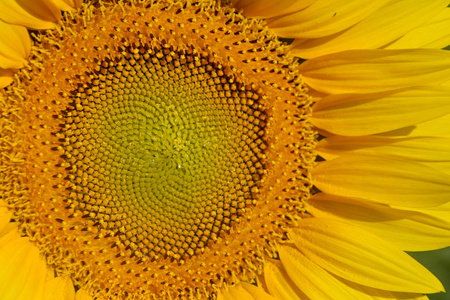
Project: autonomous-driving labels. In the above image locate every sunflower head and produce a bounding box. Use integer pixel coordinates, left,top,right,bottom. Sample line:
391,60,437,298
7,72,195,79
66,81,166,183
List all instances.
2,1,315,298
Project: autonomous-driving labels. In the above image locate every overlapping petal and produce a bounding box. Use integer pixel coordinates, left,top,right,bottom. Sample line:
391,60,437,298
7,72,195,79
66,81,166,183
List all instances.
313,155,450,209
218,284,272,300
0,0,61,29
306,193,450,251
384,7,450,49
317,135,450,162
0,20,31,69
311,86,450,136
342,279,431,300
316,134,450,176
0,224,48,300
279,245,366,299
241,282,278,300
75,289,94,300
379,114,450,139
0,204,15,238
266,0,389,39
299,49,450,94
290,0,449,58
0,68,14,88
264,262,306,300
44,276,76,300
292,218,444,293
50,0,81,11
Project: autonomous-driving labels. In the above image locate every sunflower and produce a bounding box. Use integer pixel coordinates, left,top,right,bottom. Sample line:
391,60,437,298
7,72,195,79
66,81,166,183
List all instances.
1,0,450,299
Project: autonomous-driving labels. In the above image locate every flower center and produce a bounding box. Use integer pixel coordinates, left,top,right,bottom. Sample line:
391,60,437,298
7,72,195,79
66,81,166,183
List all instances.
64,45,267,260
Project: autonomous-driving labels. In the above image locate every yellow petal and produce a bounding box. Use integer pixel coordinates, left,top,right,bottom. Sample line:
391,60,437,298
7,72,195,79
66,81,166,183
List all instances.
0,198,7,209
342,278,431,300
0,230,47,300
307,193,450,251
232,0,316,18
317,136,450,163
264,261,306,300
241,282,278,300
0,68,14,88
292,218,444,293
0,20,31,69
290,0,449,58
312,155,450,208
378,114,450,139
44,276,75,300
299,49,450,94
0,210,14,238
49,0,81,11
45,267,55,282
220,285,256,300
397,202,450,223
279,245,368,299
311,86,450,136
385,8,450,49
423,161,450,176
0,0,60,30
266,0,389,39
75,289,93,300
374,293,429,300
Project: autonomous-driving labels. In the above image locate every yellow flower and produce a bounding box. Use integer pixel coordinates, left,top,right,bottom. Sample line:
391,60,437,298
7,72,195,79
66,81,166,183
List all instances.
1,0,450,299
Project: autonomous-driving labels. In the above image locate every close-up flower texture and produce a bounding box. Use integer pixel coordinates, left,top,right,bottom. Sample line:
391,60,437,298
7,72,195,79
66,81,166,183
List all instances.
1,0,450,299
